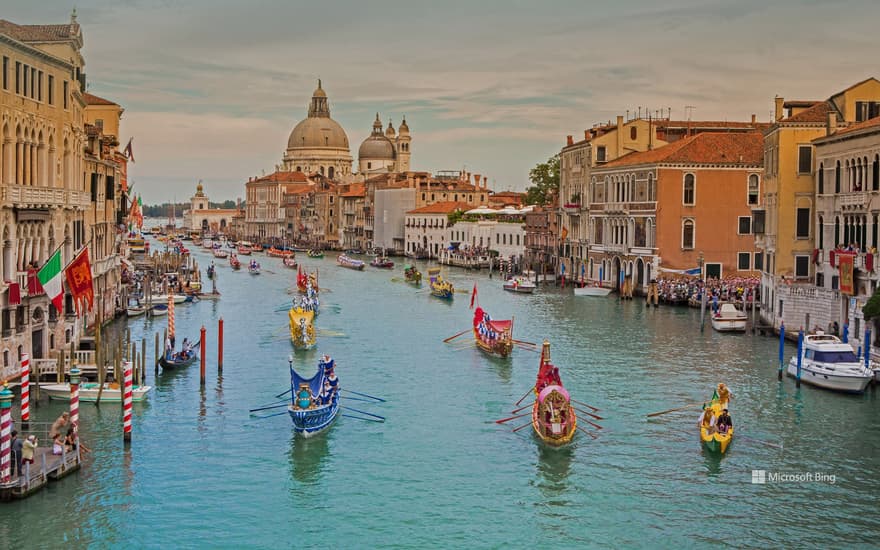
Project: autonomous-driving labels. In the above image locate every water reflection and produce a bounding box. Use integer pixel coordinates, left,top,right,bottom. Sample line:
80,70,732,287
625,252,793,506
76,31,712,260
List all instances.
536,444,573,497
197,386,207,435
288,432,330,485
702,449,723,477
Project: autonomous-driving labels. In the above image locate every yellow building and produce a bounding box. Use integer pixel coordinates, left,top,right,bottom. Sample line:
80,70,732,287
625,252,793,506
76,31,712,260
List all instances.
757,77,880,327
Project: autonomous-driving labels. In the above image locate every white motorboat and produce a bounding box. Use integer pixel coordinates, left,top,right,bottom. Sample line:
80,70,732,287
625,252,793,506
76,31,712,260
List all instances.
711,303,748,332
171,294,188,304
126,306,147,317
150,304,168,316
573,284,612,297
503,276,536,294
40,382,152,402
787,331,873,393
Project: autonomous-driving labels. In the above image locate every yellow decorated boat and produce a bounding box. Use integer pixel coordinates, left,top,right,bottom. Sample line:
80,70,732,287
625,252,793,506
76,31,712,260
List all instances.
698,387,733,454
289,307,316,349
427,267,454,300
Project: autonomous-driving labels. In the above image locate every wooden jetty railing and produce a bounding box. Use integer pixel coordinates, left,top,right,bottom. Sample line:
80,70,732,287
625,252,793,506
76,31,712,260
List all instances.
0,421,81,501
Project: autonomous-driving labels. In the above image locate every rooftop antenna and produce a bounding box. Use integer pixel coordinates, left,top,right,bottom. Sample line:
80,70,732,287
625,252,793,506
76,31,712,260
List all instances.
684,105,695,137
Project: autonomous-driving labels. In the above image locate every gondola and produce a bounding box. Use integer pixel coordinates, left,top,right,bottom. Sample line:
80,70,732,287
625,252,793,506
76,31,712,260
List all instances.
288,355,340,437
158,347,198,370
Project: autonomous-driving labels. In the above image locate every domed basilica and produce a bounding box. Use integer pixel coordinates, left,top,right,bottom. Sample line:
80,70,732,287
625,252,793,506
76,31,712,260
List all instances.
281,81,411,180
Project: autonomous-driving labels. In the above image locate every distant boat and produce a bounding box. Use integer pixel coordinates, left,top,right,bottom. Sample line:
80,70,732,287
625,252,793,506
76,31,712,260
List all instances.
40,382,152,403
573,283,612,297
711,303,748,332
126,306,147,317
337,254,365,270
503,276,536,294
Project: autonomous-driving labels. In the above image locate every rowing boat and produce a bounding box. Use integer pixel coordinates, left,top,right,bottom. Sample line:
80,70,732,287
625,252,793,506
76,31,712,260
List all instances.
288,355,340,437
473,306,513,358
531,342,577,446
427,267,453,300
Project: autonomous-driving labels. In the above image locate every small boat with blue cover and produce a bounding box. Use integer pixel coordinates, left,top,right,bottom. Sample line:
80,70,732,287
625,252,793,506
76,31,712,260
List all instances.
288,355,340,438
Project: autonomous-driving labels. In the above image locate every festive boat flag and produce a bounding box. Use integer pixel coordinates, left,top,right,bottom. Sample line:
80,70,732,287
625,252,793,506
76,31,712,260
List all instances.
470,283,478,309
37,249,64,312
65,247,95,316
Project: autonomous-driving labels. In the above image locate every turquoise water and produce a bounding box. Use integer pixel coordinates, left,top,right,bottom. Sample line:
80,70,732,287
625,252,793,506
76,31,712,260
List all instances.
2,243,880,548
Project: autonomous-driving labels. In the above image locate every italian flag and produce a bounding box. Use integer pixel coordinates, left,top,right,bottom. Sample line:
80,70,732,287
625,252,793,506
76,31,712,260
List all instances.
38,249,65,312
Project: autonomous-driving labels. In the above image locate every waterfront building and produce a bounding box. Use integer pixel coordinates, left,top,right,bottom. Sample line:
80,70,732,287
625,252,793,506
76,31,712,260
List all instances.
444,212,527,266
524,206,557,276
183,181,242,234
589,132,763,293
488,191,525,209
339,183,366,250
757,78,880,329
404,201,471,258
0,14,127,380
244,170,311,243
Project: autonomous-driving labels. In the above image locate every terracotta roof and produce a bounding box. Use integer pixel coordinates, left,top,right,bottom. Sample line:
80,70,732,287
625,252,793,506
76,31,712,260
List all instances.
406,201,472,215
782,101,832,123
339,183,365,198
657,120,764,130
83,92,118,106
250,170,309,184
815,115,880,141
0,19,79,42
282,184,313,195
490,191,525,198
600,132,764,168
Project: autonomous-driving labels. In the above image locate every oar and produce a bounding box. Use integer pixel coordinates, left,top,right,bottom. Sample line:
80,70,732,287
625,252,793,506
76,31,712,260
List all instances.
646,403,701,418
737,433,784,450
341,389,386,402
249,403,289,413
340,395,376,403
254,398,289,409
342,413,385,423
579,418,603,430
495,411,531,424
443,329,470,343
577,426,598,439
341,406,386,421
510,403,532,414
251,410,289,420
512,339,536,347
572,408,604,421
571,399,600,412
454,289,471,294
515,387,534,406
512,422,532,433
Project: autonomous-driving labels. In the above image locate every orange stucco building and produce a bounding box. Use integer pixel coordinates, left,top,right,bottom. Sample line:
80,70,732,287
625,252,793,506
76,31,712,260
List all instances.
588,132,764,292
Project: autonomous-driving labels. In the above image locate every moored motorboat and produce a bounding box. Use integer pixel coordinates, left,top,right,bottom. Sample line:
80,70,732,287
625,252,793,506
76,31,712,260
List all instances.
126,306,147,317
531,342,577,446
787,331,873,393
711,303,748,332
288,355,340,437
503,276,536,294
473,306,513,358
428,267,453,300
573,283,612,297
150,304,168,316
337,254,365,270
40,382,152,402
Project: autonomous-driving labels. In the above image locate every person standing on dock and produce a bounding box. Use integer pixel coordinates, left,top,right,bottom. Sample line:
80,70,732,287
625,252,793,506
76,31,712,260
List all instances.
49,412,69,439
11,430,22,477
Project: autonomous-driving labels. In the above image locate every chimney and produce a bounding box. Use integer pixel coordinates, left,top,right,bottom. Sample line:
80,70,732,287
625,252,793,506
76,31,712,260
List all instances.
751,114,756,124
483,176,488,189
473,173,480,187
774,96,785,121
616,115,623,130
584,130,590,140
617,115,624,153
827,111,838,136
566,135,573,146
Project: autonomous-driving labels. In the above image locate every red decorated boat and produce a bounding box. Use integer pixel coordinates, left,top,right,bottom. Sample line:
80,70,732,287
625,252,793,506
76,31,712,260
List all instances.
472,306,513,358
267,247,294,258
531,342,577,446
297,266,319,294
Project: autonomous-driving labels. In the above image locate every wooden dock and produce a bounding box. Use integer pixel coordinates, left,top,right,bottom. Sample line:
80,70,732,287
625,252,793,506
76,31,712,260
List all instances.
0,422,82,501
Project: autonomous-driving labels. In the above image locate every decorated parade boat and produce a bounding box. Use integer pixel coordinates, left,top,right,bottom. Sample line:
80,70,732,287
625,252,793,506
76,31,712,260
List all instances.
698,386,734,454
403,265,422,286
428,267,454,300
472,306,513,358
288,355,340,438
297,267,319,294
267,247,294,258
337,254,365,270
787,331,873,393
289,307,317,349
283,256,298,269
248,260,261,275
531,342,577,446
307,250,325,259
370,256,394,269
229,255,241,270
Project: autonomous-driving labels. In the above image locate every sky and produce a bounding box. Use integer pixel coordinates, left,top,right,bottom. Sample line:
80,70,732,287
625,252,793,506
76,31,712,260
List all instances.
4,0,879,204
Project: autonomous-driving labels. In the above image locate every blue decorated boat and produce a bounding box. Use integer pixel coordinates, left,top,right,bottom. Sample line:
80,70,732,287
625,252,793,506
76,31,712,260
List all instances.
288,355,340,438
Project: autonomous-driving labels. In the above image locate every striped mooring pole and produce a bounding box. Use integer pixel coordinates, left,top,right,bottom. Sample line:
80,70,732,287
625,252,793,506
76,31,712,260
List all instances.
20,352,30,428
0,385,13,482
70,367,81,432
123,360,133,443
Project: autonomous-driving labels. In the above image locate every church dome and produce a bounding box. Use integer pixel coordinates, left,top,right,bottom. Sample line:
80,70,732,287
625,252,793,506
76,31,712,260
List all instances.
286,80,350,150
359,113,395,160
398,116,409,134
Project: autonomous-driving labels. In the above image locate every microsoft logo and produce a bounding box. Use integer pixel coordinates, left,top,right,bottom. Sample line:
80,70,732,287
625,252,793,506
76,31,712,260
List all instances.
751,470,766,484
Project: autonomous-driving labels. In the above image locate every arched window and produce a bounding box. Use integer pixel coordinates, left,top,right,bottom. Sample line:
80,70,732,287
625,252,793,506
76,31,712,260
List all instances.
367,162,372,169
818,216,824,250
296,166,301,172
683,174,695,205
328,166,334,179
630,126,637,140
834,216,840,246
817,163,824,195
835,160,841,193
873,154,879,191
319,166,325,175
647,173,655,202
682,219,695,249
748,174,760,205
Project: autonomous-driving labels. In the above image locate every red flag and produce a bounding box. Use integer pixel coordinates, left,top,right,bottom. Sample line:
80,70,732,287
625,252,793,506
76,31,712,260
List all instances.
470,283,477,309
26,267,44,296
838,253,854,295
64,248,95,316
6,281,21,306
124,138,135,163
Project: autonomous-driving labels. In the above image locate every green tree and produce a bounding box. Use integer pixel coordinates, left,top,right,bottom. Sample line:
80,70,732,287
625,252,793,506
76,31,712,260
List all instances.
447,209,464,227
524,155,560,206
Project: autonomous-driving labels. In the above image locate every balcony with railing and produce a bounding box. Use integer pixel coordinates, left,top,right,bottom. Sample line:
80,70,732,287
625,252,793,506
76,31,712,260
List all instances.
1,185,91,209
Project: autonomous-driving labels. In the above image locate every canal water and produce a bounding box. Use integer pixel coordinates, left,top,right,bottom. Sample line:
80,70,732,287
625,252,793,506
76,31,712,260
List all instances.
2,242,879,548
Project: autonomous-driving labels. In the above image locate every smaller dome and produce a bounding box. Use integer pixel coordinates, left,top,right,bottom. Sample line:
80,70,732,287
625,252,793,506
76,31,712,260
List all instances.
398,116,409,134
312,79,326,98
195,180,205,196
385,120,396,138
359,134,395,160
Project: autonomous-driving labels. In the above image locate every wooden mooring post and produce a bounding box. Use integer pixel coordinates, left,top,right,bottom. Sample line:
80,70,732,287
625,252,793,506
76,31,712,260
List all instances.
154,332,160,374
218,317,224,372
200,325,206,386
